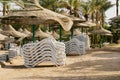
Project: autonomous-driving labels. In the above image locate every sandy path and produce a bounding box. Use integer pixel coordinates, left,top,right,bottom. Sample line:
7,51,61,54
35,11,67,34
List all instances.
0,45,120,80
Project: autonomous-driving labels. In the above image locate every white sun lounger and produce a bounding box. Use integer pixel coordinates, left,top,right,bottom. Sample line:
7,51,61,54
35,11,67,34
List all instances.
65,38,85,55
74,34,91,50
22,38,66,68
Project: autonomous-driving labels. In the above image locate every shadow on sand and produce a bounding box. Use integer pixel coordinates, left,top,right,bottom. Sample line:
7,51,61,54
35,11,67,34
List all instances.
2,64,56,69
13,75,120,80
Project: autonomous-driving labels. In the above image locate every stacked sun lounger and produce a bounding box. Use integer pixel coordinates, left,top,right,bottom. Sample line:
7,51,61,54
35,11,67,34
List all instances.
74,34,91,50
8,49,17,59
65,38,85,55
8,45,22,59
0,54,8,61
22,38,66,68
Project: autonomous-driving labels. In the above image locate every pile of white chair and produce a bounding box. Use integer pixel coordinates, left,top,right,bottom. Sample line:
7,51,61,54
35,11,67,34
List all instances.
74,34,91,50
22,38,66,68
65,38,85,55
0,54,8,61
8,45,22,59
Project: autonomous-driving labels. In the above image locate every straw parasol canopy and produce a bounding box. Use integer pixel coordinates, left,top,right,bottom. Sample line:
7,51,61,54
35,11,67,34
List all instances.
1,1,73,31
46,30,52,35
0,28,3,32
100,33,113,36
45,30,59,39
86,21,96,26
1,25,27,38
0,28,3,34
35,28,53,39
18,28,23,32
59,10,85,22
22,28,32,37
91,27,112,35
0,33,8,41
74,21,96,28
51,31,59,39
110,15,120,22
115,28,120,32
74,29,81,35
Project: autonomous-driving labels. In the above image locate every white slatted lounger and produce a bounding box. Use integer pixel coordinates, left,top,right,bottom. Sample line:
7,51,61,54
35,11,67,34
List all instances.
0,54,7,61
22,38,66,68
65,38,85,55
8,46,22,59
74,34,91,50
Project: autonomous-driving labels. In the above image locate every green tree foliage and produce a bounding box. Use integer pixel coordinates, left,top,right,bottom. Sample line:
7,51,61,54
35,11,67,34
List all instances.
39,0,60,11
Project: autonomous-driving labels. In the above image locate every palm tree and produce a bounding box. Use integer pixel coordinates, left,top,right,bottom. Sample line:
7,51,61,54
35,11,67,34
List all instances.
99,0,113,27
39,0,59,11
58,0,81,16
0,0,10,16
85,0,112,27
0,0,25,16
81,0,113,46
95,0,113,46
80,1,91,21
116,0,119,16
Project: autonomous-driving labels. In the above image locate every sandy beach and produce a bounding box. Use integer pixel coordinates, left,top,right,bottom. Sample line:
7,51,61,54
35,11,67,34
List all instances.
0,44,120,80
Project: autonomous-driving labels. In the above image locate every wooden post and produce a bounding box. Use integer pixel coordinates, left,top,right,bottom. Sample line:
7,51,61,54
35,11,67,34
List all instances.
32,24,36,42
70,27,74,39
59,26,62,42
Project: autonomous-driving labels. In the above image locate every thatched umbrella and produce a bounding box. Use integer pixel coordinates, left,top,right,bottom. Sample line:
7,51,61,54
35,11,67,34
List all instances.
52,31,59,39
0,33,8,41
22,28,32,37
91,27,112,35
59,10,85,22
74,21,96,35
1,25,27,38
18,28,23,32
45,30,59,39
46,30,52,35
74,29,81,36
75,21,96,28
91,27,112,48
0,28,3,32
110,15,120,22
1,2,73,31
1,1,73,42
59,10,85,39
35,28,53,39
101,33,113,36
115,28,120,32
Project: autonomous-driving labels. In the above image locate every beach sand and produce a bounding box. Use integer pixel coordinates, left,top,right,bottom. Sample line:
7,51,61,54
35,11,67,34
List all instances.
0,44,120,80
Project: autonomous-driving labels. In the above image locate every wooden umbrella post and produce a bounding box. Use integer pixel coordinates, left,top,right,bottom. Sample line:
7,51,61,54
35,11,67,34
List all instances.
32,24,36,42
59,26,62,42
70,27,74,39
81,27,84,33
99,35,102,48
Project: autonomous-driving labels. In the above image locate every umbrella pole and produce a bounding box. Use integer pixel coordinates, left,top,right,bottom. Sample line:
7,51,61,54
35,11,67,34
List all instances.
81,27,84,33
70,27,74,39
59,26,62,42
48,25,51,32
99,35,102,48
32,24,36,42
86,28,88,35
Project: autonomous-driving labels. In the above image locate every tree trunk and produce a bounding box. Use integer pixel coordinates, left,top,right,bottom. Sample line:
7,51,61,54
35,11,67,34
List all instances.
95,11,99,47
91,12,94,23
101,10,104,27
84,14,89,21
3,2,6,16
116,0,119,16
95,11,99,29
